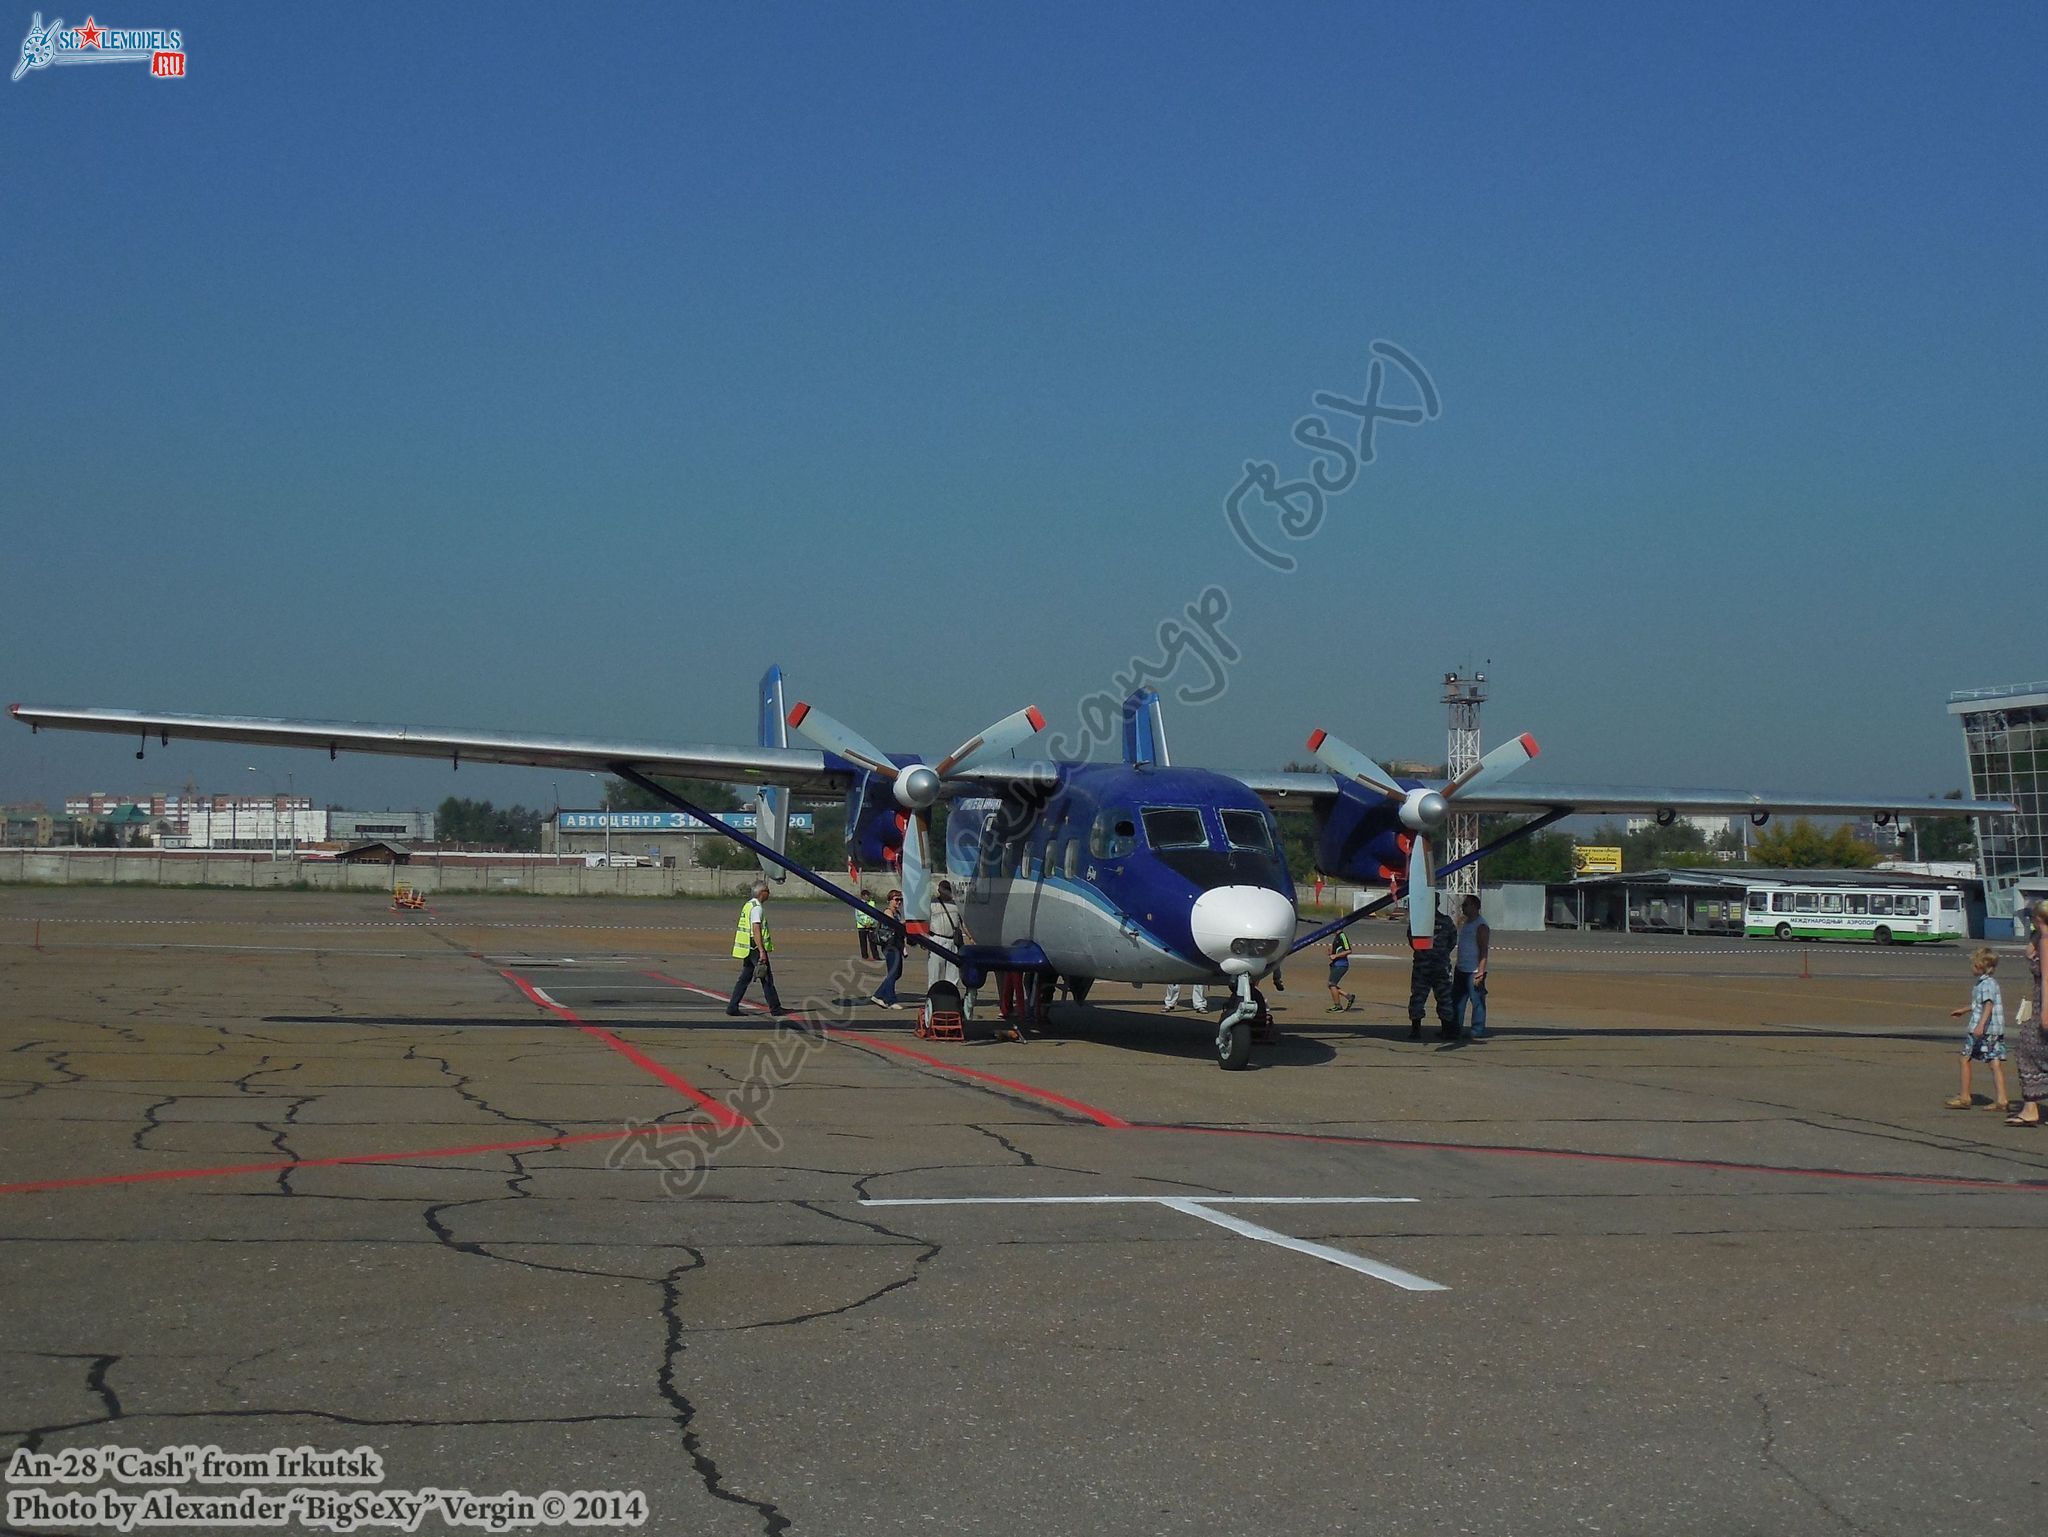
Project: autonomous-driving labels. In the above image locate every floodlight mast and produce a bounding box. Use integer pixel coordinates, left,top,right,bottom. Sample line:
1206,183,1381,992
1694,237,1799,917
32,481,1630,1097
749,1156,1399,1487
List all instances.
1443,670,1486,904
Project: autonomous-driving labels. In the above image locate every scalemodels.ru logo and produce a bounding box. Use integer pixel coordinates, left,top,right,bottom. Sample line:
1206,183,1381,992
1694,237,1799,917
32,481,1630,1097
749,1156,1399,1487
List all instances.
13,12,185,81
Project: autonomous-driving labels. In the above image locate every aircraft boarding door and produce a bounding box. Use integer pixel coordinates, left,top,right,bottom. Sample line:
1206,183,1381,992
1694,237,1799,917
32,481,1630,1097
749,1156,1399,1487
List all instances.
949,797,1001,903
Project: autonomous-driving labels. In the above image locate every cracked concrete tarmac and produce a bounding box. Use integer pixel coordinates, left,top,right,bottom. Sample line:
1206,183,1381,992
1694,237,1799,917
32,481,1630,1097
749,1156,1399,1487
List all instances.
0,889,2044,1536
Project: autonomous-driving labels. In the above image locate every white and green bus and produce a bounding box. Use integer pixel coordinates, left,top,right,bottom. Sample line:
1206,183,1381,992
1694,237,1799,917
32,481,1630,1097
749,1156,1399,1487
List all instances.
1743,884,1965,944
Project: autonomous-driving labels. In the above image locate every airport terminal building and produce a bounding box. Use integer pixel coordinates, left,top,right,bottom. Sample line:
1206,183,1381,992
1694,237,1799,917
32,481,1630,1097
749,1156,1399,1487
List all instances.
1949,681,2048,920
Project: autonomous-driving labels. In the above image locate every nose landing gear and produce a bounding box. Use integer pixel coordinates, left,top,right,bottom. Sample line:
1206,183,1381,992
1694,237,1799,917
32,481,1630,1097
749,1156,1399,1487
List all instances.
1214,975,1275,1070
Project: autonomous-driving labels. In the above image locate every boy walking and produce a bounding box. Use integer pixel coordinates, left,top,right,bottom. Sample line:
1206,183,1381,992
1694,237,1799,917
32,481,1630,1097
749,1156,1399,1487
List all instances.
1947,946,2010,1110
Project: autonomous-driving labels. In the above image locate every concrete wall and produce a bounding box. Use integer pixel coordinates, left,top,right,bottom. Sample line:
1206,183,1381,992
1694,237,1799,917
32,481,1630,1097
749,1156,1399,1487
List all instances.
1483,882,1549,932
0,850,785,899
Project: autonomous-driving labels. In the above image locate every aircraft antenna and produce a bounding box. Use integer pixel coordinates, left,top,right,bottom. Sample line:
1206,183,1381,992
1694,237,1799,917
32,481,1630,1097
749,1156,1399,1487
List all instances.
1442,669,1486,905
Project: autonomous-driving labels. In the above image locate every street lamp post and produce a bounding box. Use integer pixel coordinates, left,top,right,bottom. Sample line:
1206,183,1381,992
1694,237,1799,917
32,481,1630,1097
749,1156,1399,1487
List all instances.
588,772,610,865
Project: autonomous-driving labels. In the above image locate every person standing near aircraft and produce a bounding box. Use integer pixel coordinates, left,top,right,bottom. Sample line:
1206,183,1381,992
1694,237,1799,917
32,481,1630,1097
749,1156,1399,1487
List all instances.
1452,894,1490,1041
855,888,880,962
1408,905,1457,1041
871,889,906,1010
2008,901,2048,1126
1163,982,1209,1012
726,881,787,1017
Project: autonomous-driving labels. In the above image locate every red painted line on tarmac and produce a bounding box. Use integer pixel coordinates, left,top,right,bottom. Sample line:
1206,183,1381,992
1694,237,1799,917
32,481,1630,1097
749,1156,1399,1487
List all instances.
0,1123,706,1197
501,970,746,1131
1137,1124,2048,1194
636,969,1132,1129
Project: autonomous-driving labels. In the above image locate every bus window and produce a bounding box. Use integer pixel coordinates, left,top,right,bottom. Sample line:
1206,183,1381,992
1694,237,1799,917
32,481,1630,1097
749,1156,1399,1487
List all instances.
1090,810,1136,859
1870,893,1893,915
1772,892,1790,913
1794,892,1817,913
1940,893,1961,911
1904,894,1927,917
1140,807,1209,850
1847,894,1867,915
1821,893,1843,914
1747,892,1768,912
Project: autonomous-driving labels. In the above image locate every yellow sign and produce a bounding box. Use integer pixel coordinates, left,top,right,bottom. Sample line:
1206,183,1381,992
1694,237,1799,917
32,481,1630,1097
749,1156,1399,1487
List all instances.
1574,846,1623,875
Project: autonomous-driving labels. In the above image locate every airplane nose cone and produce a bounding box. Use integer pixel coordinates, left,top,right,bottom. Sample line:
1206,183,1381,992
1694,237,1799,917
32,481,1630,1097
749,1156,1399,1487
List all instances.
1189,885,1297,976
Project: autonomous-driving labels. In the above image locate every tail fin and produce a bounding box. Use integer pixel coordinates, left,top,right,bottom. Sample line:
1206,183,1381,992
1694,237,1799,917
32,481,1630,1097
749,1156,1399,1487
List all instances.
754,666,791,883
1122,688,1171,767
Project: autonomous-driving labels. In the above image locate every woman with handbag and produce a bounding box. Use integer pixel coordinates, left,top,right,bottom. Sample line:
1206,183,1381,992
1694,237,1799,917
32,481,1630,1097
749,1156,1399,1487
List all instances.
2009,900,2048,1127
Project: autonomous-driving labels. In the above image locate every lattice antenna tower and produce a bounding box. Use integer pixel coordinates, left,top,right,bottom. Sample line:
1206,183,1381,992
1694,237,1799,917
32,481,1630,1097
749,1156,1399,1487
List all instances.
1443,669,1487,902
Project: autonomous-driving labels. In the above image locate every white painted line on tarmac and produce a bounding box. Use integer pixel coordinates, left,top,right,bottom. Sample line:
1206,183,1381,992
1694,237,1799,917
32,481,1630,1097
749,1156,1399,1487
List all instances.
861,1195,1444,1292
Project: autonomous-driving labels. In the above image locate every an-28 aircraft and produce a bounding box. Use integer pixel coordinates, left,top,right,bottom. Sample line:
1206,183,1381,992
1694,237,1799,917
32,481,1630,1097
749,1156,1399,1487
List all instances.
12,670,2011,1069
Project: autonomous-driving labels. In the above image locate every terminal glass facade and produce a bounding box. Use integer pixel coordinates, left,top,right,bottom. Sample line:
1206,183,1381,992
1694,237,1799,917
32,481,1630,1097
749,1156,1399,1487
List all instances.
1950,683,2048,912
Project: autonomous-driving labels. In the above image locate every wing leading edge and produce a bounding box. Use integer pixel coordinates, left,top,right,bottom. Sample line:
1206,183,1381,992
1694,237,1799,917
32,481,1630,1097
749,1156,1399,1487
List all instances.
1236,769,2012,820
9,704,844,791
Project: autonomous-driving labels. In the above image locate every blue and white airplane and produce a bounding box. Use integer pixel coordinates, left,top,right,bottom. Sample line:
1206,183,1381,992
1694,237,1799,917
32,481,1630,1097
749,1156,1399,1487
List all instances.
11,670,2010,1070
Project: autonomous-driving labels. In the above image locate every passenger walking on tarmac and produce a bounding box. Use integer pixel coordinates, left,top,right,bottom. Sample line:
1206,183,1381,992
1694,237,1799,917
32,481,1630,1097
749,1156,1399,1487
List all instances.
2009,901,2048,1127
1408,905,1457,1041
1947,945,2009,1110
870,890,906,1010
855,889,880,962
1452,894,1491,1041
725,881,787,1017
928,880,974,1017
1326,928,1356,1012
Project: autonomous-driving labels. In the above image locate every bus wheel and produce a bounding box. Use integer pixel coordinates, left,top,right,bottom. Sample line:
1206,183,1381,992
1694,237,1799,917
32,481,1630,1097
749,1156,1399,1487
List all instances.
1775,923,1792,941
1874,925,1893,945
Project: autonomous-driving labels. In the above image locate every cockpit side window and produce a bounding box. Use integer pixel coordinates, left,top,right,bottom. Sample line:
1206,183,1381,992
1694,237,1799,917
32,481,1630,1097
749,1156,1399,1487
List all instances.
1220,809,1276,853
1090,809,1137,859
1140,807,1208,850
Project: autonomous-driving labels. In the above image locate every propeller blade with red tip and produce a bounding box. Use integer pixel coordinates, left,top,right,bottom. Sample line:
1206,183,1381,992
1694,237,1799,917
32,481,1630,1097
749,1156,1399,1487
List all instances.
936,705,1046,776
1408,833,1435,949
784,702,896,779
1305,728,1403,800
1445,732,1541,800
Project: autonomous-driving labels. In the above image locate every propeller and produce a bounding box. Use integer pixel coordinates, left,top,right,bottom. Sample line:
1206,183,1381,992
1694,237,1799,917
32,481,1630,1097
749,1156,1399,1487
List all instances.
788,701,1045,931
1306,728,1540,949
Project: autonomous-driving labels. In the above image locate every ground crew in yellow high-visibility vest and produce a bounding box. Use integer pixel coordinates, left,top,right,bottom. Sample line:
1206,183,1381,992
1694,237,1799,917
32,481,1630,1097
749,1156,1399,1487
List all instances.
726,880,787,1016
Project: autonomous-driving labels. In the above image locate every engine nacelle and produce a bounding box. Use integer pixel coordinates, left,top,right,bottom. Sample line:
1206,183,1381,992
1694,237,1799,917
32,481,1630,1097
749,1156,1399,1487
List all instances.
1313,780,1415,884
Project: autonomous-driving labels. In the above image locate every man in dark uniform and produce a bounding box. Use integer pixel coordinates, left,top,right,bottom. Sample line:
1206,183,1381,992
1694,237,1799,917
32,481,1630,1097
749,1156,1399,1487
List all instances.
1407,904,1458,1041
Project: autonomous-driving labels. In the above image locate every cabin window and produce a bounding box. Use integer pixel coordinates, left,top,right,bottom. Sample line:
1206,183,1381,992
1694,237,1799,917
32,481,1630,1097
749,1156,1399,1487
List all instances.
1221,809,1276,853
1063,837,1082,878
1141,807,1209,850
1090,810,1136,859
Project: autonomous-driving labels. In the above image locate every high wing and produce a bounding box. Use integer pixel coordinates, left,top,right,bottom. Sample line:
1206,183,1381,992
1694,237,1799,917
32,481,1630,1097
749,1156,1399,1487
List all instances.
1236,770,2012,820
10,704,848,791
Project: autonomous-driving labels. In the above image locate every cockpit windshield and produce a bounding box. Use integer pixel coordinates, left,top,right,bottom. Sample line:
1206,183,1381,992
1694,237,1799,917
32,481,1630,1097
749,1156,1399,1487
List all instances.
1140,807,1207,849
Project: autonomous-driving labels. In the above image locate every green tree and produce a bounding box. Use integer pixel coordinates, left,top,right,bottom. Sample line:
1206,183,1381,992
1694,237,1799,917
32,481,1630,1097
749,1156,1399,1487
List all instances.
1587,818,1738,872
1748,817,1881,869
1903,792,1980,862
1477,818,1579,883
436,797,544,851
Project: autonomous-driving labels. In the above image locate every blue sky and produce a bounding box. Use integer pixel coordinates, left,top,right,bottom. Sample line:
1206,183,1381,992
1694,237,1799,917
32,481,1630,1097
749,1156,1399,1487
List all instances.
3,1,2042,814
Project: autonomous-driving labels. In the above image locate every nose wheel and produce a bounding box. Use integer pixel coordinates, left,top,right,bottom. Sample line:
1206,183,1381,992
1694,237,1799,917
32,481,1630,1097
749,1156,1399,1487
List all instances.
1214,978,1272,1070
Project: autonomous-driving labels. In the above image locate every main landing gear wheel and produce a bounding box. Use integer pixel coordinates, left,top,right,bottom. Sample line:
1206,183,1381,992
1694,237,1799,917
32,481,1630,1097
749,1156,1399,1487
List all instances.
1217,1017,1253,1070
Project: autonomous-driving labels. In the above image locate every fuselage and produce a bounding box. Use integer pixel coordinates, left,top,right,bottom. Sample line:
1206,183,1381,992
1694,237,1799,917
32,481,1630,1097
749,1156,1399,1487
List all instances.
951,763,1297,985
